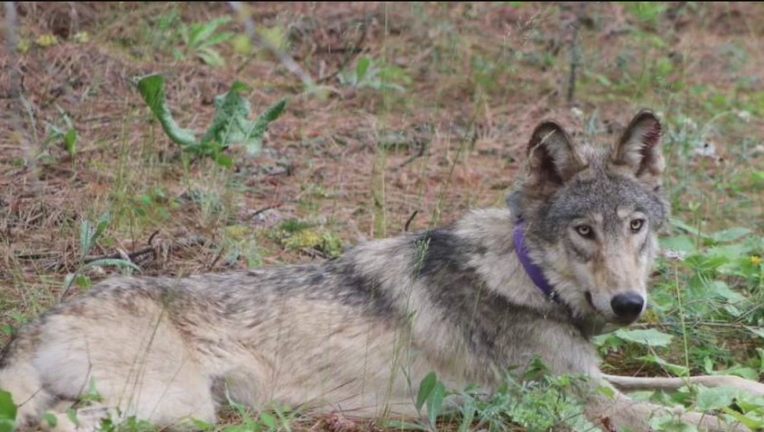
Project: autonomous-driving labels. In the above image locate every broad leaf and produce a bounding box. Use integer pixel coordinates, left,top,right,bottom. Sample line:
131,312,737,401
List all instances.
696,386,744,412
188,17,233,48
246,98,287,156
426,381,446,427
416,372,437,412
746,327,764,339
137,75,197,147
0,389,17,432
356,57,371,82
614,328,673,347
64,128,77,156
710,227,751,243
659,235,697,255
201,81,287,157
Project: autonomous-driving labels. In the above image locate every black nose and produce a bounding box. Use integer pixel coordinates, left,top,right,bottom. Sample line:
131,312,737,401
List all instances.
611,292,645,322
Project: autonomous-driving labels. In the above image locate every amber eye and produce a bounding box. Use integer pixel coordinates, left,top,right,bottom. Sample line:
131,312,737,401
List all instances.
630,219,645,233
576,225,594,239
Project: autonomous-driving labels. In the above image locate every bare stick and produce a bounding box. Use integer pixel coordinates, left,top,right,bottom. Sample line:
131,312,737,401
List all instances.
227,1,315,89
603,373,764,397
566,2,587,105
4,2,40,189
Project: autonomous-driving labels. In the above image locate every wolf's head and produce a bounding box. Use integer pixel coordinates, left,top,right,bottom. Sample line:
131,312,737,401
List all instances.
510,110,670,327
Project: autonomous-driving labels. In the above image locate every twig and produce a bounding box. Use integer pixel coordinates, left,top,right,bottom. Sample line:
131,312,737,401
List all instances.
4,2,40,190
251,203,282,218
4,2,21,100
404,211,419,232
300,247,329,260
206,249,224,271
228,1,315,89
317,17,369,84
566,2,587,105
394,139,429,171
147,229,161,246
82,248,156,265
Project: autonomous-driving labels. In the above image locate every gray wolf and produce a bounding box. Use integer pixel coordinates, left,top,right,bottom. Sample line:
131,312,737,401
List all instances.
1,109,762,432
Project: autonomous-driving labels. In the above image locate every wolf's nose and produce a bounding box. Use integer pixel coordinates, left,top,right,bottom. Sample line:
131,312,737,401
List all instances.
611,292,645,322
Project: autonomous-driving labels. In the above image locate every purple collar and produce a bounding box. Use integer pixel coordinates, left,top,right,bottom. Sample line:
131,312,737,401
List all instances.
513,220,558,301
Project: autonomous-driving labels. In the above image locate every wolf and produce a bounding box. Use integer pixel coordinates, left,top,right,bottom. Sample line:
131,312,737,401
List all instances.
1,109,762,432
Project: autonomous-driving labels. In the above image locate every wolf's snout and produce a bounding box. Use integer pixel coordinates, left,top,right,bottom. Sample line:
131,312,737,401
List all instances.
611,292,645,323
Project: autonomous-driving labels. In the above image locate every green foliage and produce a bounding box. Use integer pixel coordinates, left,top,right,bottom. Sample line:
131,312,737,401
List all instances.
136,74,287,167
388,361,599,432
217,398,297,432
130,188,179,222
339,57,411,93
622,2,670,29
611,328,674,348
62,213,140,296
412,372,448,431
97,416,158,432
180,17,235,67
151,12,234,67
0,389,17,432
269,219,343,259
456,365,597,432
201,83,288,158
136,75,197,147
42,105,78,161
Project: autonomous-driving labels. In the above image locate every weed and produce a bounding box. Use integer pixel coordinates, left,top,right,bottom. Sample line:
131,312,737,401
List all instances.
0,389,16,432
151,11,234,67
61,214,140,299
339,57,411,93
42,105,78,163
268,219,344,259
389,361,599,432
136,75,287,167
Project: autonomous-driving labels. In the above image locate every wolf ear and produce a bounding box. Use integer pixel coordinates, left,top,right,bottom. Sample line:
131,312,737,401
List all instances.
526,121,584,189
612,110,664,187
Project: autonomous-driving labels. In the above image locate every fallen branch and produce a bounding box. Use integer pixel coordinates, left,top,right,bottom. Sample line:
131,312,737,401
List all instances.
44,234,213,272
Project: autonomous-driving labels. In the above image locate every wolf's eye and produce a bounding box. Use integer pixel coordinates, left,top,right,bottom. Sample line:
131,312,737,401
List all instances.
630,219,645,233
575,225,594,239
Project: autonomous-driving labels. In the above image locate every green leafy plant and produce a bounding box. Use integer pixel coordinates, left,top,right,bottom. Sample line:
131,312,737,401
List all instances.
454,359,597,432
0,389,17,432
62,213,141,298
384,371,451,432
268,219,343,259
136,74,287,167
152,12,234,67
386,361,600,432
178,17,235,67
42,105,78,161
416,372,448,431
622,2,670,30
338,57,411,93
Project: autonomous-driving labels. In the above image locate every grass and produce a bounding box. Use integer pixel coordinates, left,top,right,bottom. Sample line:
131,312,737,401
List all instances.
1,2,764,431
